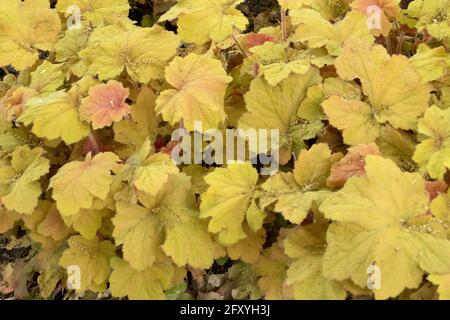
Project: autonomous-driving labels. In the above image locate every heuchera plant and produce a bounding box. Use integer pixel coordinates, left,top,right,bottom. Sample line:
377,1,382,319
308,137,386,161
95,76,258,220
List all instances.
0,0,450,300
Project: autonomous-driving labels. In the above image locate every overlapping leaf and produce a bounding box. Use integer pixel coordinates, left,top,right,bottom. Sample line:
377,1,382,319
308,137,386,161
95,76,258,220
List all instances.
156,53,231,132
290,9,373,56
0,0,61,70
80,25,179,84
320,156,450,299
261,144,340,224
109,257,177,300
238,70,321,164
323,40,430,145
0,146,49,215
413,106,450,179
284,220,346,300
49,152,120,216
113,172,216,270
19,88,89,144
200,163,264,246
59,235,116,292
160,0,248,44
248,42,332,86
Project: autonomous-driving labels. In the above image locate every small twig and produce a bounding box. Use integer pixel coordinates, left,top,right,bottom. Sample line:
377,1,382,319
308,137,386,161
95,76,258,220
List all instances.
88,131,100,154
281,9,287,42
424,34,434,45
131,78,139,96
385,35,392,54
231,33,248,58
397,31,405,54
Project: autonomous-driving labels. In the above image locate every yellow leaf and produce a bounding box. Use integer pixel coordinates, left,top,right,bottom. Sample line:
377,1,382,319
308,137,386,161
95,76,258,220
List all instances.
182,165,210,195
284,222,346,300
239,70,321,162
30,62,65,94
160,0,248,44
249,42,332,86
200,163,262,246
49,152,120,216
22,201,60,248
0,146,49,215
80,25,179,84
300,0,350,20
320,156,450,299
413,106,450,179
56,0,130,24
55,28,91,78
428,274,450,300
410,44,450,83
110,257,176,300
227,228,266,263
335,40,430,131
114,86,159,152
19,90,89,144
132,153,179,196
298,77,361,121
405,0,450,41
36,203,70,242
322,95,380,146
0,0,61,70
278,0,303,10
156,53,231,132
64,209,110,240
262,144,340,224
59,235,116,292
253,244,291,300
291,10,373,56
113,173,216,270
375,125,417,170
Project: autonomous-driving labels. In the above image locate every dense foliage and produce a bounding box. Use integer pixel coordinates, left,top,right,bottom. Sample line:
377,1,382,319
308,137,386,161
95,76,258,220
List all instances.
0,0,450,300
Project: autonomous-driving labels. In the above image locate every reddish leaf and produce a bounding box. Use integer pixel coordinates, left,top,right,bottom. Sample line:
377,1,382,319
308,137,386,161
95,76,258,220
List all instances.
79,80,131,129
327,143,381,188
245,33,274,49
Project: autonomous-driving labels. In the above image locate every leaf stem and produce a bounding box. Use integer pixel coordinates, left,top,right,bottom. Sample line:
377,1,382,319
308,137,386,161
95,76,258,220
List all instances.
88,131,100,155
396,30,405,54
231,32,248,58
281,9,287,42
385,35,392,54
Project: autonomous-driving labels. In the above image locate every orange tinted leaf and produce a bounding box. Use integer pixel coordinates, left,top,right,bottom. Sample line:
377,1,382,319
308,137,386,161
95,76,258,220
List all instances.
351,0,401,36
245,33,275,49
80,80,131,129
327,143,381,188
425,181,448,201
